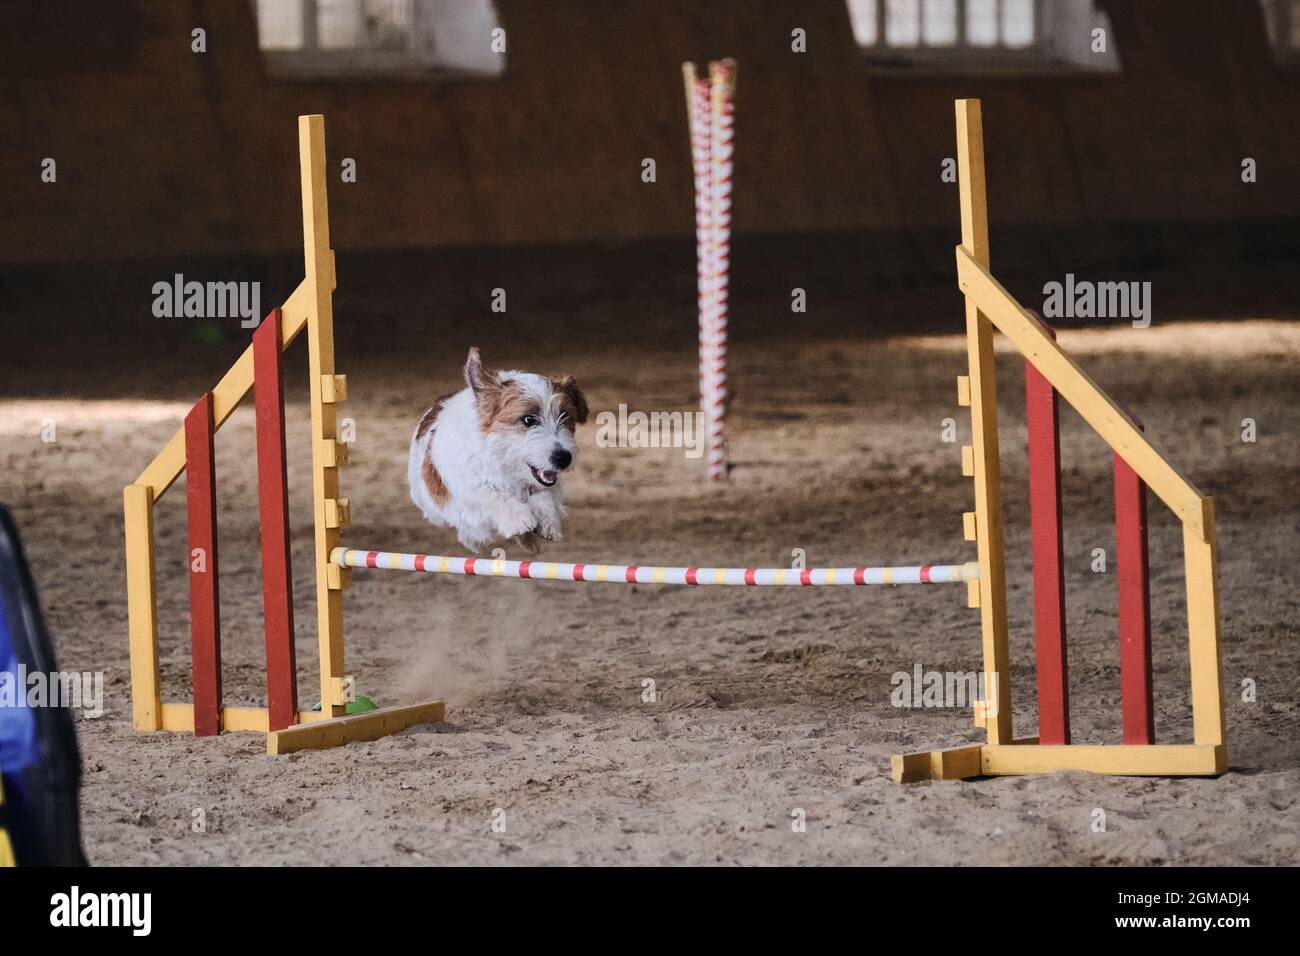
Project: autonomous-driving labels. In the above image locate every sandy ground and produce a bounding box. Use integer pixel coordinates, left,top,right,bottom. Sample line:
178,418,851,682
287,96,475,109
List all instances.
2,314,1297,866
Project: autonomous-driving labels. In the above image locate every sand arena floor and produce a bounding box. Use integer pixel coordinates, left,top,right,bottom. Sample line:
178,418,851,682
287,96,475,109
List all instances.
2,311,1297,865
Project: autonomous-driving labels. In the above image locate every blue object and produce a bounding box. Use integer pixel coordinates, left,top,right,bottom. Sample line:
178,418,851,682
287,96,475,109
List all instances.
0,505,85,865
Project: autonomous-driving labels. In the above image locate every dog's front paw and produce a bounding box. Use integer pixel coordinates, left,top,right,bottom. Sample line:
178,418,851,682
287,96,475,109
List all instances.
457,532,488,553
533,510,563,540
496,513,538,540
528,499,563,541
515,531,544,554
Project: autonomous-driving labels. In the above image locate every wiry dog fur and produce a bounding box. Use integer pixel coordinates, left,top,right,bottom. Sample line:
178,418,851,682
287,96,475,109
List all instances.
408,347,588,553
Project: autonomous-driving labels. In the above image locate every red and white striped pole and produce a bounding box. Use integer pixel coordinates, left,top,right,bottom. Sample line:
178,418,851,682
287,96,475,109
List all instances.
683,65,715,476
683,59,736,481
706,59,735,481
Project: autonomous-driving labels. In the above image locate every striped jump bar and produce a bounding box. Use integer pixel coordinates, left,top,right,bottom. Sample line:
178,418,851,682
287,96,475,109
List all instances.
332,548,978,587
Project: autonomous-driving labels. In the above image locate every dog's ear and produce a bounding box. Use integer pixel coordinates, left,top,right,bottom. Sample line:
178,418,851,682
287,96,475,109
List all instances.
553,375,589,425
465,347,494,397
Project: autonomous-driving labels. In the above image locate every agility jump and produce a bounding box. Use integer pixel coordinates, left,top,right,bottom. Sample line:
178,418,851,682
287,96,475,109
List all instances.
124,115,445,756
887,100,1226,781
124,103,1226,779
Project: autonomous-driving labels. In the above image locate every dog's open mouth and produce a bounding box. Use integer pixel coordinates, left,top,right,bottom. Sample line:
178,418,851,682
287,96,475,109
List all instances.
529,466,559,487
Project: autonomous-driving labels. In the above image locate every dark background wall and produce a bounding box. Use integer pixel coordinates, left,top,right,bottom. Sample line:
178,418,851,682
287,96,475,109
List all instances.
3,0,1296,264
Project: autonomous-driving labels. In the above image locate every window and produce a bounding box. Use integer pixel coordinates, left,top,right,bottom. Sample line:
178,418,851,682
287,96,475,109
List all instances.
253,0,504,79
846,0,1120,72
1262,0,1300,63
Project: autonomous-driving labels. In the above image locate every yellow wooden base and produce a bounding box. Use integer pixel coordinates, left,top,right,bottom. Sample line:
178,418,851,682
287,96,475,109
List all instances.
146,700,444,754
892,741,1226,783
158,703,331,734
266,700,445,755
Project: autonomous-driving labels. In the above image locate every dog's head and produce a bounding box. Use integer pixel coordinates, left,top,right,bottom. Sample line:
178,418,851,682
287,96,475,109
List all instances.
465,347,588,490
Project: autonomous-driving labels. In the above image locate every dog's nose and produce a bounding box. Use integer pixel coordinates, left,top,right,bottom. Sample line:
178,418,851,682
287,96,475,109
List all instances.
551,448,573,470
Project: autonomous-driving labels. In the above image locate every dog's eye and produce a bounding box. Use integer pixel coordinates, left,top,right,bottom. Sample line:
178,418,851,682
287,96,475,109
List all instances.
521,415,541,428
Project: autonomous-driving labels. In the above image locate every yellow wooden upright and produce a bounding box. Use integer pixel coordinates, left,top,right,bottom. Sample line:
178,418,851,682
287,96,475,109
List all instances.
298,114,347,719
955,99,1013,744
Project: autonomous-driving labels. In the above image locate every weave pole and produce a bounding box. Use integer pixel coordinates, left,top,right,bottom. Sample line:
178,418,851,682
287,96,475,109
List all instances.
682,59,735,481
333,548,976,587
706,59,735,481
681,66,711,352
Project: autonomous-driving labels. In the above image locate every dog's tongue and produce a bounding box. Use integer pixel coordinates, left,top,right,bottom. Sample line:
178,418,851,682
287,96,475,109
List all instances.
540,469,558,484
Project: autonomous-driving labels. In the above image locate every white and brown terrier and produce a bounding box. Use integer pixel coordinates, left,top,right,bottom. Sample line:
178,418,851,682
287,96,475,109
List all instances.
408,347,588,553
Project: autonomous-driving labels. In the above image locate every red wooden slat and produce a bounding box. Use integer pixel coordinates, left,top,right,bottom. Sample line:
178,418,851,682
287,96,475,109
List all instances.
185,392,222,737
253,309,298,732
1026,321,1069,745
1115,431,1154,745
